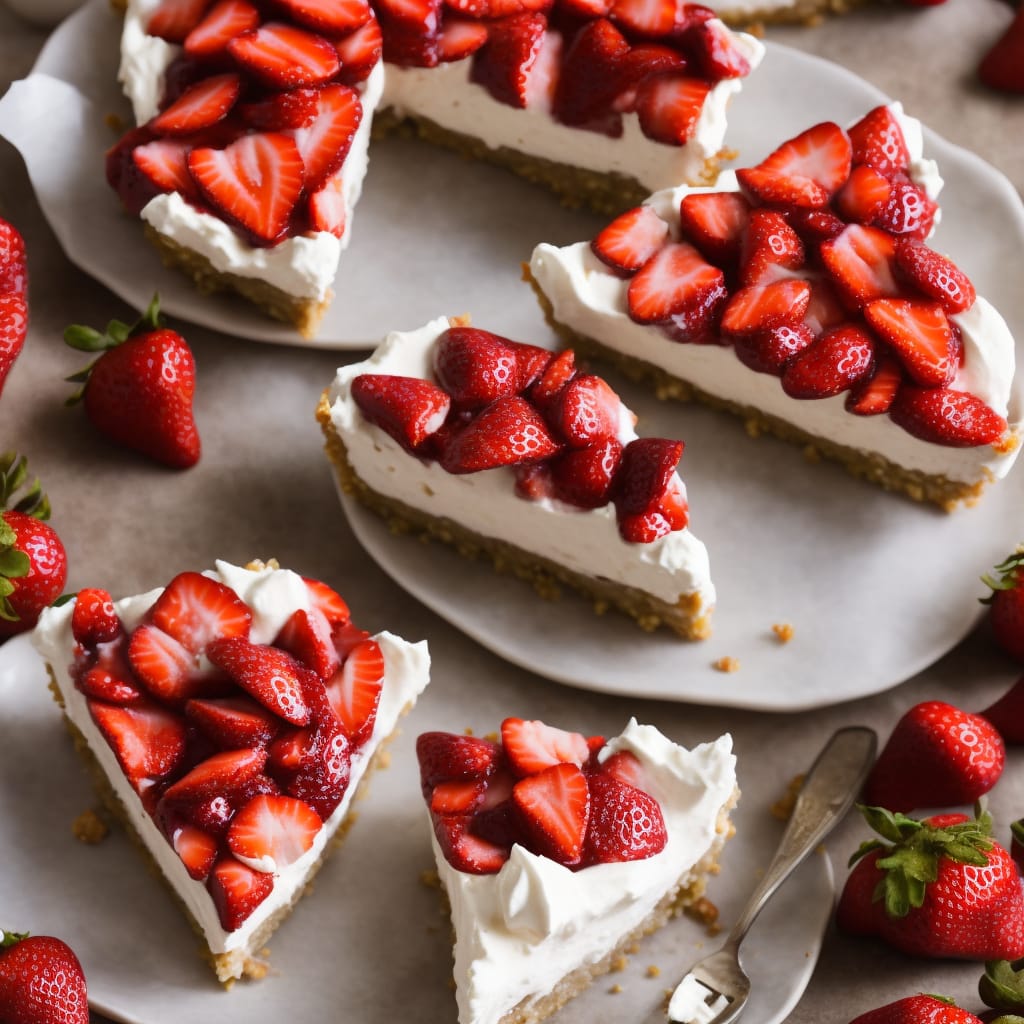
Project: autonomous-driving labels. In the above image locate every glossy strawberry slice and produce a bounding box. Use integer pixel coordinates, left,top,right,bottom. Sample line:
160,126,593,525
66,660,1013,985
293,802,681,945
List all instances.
513,462,555,500
802,277,847,337
845,352,903,416
550,437,622,508
627,241,723,324
439,396,560,473
352,373,450,452
132,139,197,200
593,748,647,789
165,749,269,806
150,571,252,656
720,280,811,337
227,793,322,871
583,772,666,864
207,637,311,725
325,638,384,744
612,437,682,517
72,588,121,646
437,17,489,60
848,105,910,178
279,0,371,33
434,326,521,410
185,696,281,748
430,778,486,814
894,240,976,315
433,814,509,874
335,16,384,83
820,224,900,310
874,179,938,240
733,321,814,376
309,176,347,237
332,620,370,660
552,374,620,447
172,824,219,880
184,0,259,56
591,205,668,276
283,721,352,819
662,279,727,343
864,298,958,387
677,191,749,266
208,856,275,929
470,13,547,108
416,732,500,790
240,89,320,131
780,324,875,399
128,624,211,703
88,700,188,790
274,607,340,680
529,349,576,408
150,73,241,136
509,341,553,392
228,24,340,87
77,663,143,705
608,0,708,37
500,717,589,775
635,74,713,146
188,132,304,244
835,164,891,223
147,0,211,42
288,84,363,192
513,762,590,865
611,43,686,113
783,207,845,245
890,387,1008,447
685,18,750,78
739,209,804,288
552,19,629,133
559,0,610,16
306,577,351,626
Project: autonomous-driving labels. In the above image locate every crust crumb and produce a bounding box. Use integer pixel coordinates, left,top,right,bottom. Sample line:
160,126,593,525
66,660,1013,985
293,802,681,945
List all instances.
463,727,474,736
712,656,740,673
645,965,661,978
771,622,795,643
610,955,629,973
770,773,806,822
72,808,109,844
484,731,499,743
608,984,623,995
104,113,125,134
419,869,441,890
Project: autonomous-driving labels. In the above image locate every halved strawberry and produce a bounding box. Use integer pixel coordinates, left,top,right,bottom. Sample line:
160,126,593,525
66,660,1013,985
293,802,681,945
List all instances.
185,696,281,748
72,588,121,647
552,19,630,133
168,792,235,837
228,23,340,88
332,620,370,659
874,179,937,239
207,637,311,726
437,16,489,59
627,241,723,324
445,0,551,17
514,462,555,500
470,13,548,108
288,84,363,192
529,349,576,408
684,17,750,79
783,207,844,245
147,0,211,42
172,824,219,880
501,716,591,776
132,139,198,200
433,814,509,874
820,224,899,310
325,638,384,744
334,16,384,83
509,341,553,392
351,373,451,451
275,608,340,680
376,0,439,29
845,352,903,416
592,748,647,789
379,18,439,67
611,43,686,114
662,279,726,344
890,387,1007,447
611,436,682,516
802,277,847,337
128,624,211,703
591,205,668,276
863,298,958,387
550,437,622,508
677,191,749,266
733,322,814,376
227,793,322,871
780,324,876,399
309,176,347,238
720,280,811,337
189,132,304,244
184,0,260,56
208,856,275,930
239,88,320,131
583,773,666,864
439,396,560,473
88,700,188,790
150,73,241,136
164,747,269,804
512,762,590,865
848,104,910,178
739,209,804,288
835,163,891,224
278,722,352,819
434,327,520,410
306,578,351,626
150,571,252,656
635,74,713,146
278,0,371,34
551,374,620,447
77,663,143,705
430,778,486,814
416,732,500,790
894,240,976,314
559,0,610,16
608,0,708,37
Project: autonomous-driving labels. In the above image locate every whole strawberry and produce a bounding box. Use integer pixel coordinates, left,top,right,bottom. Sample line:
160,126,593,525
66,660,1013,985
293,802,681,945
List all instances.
0,453,67,639
65,295,200,468
0,931,89,1024
1012,819,1024,874
0,217,28,397
849,995,980,1024
979,6,1024,93
982,676,1024,744
837,806,1024,962
863,700,1005,811
983,550,1024,663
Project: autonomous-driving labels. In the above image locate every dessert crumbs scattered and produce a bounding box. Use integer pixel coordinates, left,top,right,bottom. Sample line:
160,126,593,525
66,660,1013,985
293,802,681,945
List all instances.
72,808,109,844
610,955,629,973
242,957,270,980
772,622,795,644
419,869,441,890
104,112,125,133
712,656,740,673
376,749,392,770
770,774,806,822
626,942,640,955
608,984,623,995
685,897,720,935
646,965,661,978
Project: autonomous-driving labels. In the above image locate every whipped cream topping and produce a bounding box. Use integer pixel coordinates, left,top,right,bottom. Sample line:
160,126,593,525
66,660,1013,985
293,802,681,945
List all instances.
32,561,431,954
529,105,1020,485
434,720,736,1024
327,317,715,609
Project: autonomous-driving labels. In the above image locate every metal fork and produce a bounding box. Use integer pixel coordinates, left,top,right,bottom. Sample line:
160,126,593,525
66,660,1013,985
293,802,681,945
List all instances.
651,725,878,1024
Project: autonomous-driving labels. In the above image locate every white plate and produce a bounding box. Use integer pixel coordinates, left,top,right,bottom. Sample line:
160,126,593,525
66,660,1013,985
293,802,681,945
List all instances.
0,633,833,1024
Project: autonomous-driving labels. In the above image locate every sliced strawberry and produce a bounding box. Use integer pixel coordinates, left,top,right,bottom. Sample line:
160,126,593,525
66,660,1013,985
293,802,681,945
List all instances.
552,19,630,134
608,0,708,37
184,0,259,56
611,43,687,113
627,241,723,324
551,374,620,447
894,240,976,314
334,16,384,83
164,747,269,806
88,700,188,791
874,179,938,240
379,19,439,67
280,722,352,819
820,224,899,309
430,778,486,814
739,209,804,288
445,0,552,17
509,341,553,392
593,749,647,789
332,620,370,660
514,462,555,501
185,696,281,748
325,638,384,744
227,793,322,872
279,0,371,34
470,798,520,848
720,280,811,337
170,793,235,837
677,191,749,266
72,588,121,647
351,373,451,451
207,637,311,726
434,326,521,410
658,479,689,530
150,571,252,656
780,324,875,399
439,396,560,473
77,664,143,705
684,18,750,79
513,762,590,865
240,88,320,131
228,23,341,88
501,716,590,776
635,74,713,146
583,772,666,864
864,298,958,387
845,352,903,416
288,84,363,192
208,856,275,930
783,207,844,245
551,437,622,508
128,624,211,703
890,386,1008,447
470,13,547,108
172,824,218,880
304,578,351,626
529,349,576,408
835,163,891,224
438,16,489,59
848,105,910,178
189,132,304,244
733,321,814,376
132,139,197,200
309,176,347,238
591,205,668,276
802,277,847,336
612,436,682,516
559,0,610,16
416,731,500,790
275,608,340,680
662,279,726,344
433,814,509,874
147,0,211,42
150,73,241,136
376,0,439,28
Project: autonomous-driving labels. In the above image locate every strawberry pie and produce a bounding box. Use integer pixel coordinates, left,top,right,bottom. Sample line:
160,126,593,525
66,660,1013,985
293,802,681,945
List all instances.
316,316,715,638
108,0,761,334
528,103,1021,509
416,716,738,1024
32,559,430,982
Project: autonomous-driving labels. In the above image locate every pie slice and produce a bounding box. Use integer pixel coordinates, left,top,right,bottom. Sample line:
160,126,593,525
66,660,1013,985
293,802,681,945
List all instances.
316,316,715,638
416,716,738,1024
527,103,1021,509
32,559,430,982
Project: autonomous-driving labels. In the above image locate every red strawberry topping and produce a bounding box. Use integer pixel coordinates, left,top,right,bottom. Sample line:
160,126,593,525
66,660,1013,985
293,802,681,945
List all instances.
128,624,213,703
513,762,590,865
820,224,900,309
635,74,713,146
227,793,322,870
685,17,750,79
208,856,275,930
501,717,590,775
351,374,451,451
184,0,260,56
894,240,976,314
185,696,282,748
433,815,510,874
591,205,669,276
147,0,211,42
430,778,487,814
279,0,371,34
439,396,560,473
733,321,814,377
612,437,682,516
720,279,811,336
72,588,122,647
835,164,892,224
151,571,253,656
845,353,903,416
552,19,630,133
780,324,875,400
416,732,500,790
227,23,341,88
848,105,910,178
434,327,521,410
551,374,620,447
306,577,351,625
550,437,623,508
150,73,241,136
275,607,340,679
583,772,667,864
132,139,197,200
438,17,490,61
889,387,1007,447
172,824,219,880
240,88,321,131
288,84,363,192
89,701,188,792
325,638,384,744
677,191,750,266
334,17,384,82
470,13,548,108
739,208,805,287
874,179,938,240
207,637,312,725
164,747,270,804
627,241,724,324
863,298,957,387
529,349,576,408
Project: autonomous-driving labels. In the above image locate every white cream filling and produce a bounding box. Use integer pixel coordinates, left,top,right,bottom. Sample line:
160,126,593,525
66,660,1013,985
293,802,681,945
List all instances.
435,720,736,1024
529,106,1020,486
32,561,431,955
328,316,716,609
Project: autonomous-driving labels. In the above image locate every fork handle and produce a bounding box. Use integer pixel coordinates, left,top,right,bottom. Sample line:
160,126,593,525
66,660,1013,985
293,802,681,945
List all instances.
726,726,877,945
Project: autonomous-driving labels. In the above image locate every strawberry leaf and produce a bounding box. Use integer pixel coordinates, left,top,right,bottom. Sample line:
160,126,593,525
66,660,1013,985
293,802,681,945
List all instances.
63,325,110,352
0,931,29,949
0,549,30,580
859,804,922,843
1012,819,1024,846
0,452,50,520
982,546,1024,604
980,958,1024,1011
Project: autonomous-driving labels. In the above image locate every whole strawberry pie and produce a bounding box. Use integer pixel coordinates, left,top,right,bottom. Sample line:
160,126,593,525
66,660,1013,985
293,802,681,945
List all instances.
318,316,715,639
415,716,737,1024
32,559,430,982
